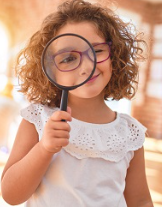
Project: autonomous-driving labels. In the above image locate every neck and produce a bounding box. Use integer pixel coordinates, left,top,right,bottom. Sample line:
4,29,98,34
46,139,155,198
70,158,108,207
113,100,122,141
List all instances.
68,92,115,124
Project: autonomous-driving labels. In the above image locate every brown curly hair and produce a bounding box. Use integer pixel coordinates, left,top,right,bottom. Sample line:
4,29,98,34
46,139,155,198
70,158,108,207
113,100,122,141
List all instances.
15,0,146,107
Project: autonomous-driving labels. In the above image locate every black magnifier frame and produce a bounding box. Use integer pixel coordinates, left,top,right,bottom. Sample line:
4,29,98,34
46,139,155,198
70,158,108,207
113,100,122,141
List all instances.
41,33,97,111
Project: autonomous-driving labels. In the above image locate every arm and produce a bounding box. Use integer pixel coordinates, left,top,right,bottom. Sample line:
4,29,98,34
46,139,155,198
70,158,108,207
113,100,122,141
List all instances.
124,146,154,207
1,109,71,205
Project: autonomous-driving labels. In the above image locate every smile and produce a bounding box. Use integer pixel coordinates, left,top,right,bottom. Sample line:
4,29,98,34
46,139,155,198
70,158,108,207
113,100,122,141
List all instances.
87,74,100,83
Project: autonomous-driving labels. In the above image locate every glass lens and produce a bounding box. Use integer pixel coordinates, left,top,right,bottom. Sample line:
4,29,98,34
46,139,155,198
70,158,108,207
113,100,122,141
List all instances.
92,43,110,63
43,35,96,88
54,51,81,72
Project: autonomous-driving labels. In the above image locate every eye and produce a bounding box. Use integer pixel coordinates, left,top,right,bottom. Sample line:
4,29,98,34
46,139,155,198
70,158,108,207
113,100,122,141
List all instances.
93,44,106,54
60,55,76,64
95,49,104,54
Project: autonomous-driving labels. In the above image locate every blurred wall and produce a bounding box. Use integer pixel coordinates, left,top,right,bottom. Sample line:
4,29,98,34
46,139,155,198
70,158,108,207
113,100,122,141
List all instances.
0,0,63,77
114,0,162,139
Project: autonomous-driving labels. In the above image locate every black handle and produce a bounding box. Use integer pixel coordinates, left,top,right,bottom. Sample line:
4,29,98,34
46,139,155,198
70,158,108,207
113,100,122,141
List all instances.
60,90,68,112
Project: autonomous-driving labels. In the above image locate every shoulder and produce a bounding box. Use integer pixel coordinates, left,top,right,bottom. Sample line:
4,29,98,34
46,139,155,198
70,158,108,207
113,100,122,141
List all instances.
118,112,147,134
20,103,59,121
117,112,147,151
119,113,147,131
20,103,59,138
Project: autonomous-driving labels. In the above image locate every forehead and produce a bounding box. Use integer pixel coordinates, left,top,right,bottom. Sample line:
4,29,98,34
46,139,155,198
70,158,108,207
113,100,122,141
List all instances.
55,21,105,44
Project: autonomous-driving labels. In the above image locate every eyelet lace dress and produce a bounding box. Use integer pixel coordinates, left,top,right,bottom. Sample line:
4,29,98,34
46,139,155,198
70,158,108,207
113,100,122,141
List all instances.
21,104,147,207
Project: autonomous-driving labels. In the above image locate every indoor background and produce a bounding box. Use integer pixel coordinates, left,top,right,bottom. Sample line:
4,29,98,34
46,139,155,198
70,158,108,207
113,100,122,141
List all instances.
0,0,162,206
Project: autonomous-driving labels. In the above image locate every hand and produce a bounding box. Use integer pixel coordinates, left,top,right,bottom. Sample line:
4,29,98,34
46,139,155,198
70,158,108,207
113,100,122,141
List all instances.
40,107,72,154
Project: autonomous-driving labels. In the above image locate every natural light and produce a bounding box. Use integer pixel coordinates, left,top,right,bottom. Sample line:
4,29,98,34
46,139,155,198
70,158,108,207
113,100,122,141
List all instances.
0,22,10,91
0,22,9,73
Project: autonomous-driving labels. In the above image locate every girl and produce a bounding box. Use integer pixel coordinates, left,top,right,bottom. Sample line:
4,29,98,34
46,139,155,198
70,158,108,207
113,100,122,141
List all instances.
1,0,153,206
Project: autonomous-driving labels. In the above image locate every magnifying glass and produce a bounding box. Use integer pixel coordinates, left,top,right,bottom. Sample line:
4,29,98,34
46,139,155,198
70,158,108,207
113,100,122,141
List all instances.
41,33,96,111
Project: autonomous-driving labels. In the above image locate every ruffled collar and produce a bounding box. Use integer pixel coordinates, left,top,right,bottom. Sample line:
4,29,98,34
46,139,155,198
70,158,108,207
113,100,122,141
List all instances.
63,112,146,162
21,104,146,163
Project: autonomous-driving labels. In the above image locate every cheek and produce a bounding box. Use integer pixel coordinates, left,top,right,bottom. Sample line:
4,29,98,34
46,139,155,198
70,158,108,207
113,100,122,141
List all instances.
55,72,77,87
69,84,99,99
99,60,112,79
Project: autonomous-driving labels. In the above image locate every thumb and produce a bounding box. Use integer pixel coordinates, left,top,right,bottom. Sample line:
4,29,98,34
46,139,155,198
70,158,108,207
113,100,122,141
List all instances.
67,106,72,115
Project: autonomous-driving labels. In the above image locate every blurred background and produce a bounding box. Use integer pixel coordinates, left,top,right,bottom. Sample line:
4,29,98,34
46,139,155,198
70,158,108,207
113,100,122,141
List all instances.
0,0,162,206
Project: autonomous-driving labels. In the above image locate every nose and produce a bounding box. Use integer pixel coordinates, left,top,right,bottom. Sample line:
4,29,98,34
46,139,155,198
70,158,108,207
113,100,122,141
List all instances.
78,54,94,76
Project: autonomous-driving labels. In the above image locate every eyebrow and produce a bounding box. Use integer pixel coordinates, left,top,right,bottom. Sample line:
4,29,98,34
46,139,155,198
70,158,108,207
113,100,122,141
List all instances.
55,47,76,55
91,42,103,46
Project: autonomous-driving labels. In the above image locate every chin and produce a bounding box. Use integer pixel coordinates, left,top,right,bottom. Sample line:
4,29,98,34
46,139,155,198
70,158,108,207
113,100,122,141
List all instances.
70,89,102,99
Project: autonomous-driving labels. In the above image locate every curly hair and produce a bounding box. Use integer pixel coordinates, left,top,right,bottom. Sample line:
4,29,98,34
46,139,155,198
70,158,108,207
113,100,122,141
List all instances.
15,0,146,107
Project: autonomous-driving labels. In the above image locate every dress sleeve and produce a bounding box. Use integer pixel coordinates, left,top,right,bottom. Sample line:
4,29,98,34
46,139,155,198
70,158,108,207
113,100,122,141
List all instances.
20,103,44,138
20,103,58,140
120,113,147,151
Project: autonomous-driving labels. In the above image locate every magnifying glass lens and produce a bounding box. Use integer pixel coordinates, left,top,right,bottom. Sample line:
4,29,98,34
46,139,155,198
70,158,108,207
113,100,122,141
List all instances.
43,35,95,88
42,34,96,111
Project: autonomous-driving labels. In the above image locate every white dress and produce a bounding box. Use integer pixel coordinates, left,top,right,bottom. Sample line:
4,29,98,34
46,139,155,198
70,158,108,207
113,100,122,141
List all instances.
21,104,146,207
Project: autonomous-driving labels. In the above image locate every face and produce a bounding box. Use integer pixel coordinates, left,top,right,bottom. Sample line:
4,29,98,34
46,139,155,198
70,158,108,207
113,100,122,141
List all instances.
55,21,112,99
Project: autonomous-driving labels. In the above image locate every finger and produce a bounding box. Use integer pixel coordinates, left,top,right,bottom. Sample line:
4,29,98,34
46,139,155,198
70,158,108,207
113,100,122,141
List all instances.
51,111,72,122
56,138,69,147
50,130,70,139
48,121,71,132
67,106,72,115
50,138,69,148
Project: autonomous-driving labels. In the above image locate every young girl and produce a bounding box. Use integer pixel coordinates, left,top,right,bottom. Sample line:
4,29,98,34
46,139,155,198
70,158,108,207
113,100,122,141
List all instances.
1,0,153,207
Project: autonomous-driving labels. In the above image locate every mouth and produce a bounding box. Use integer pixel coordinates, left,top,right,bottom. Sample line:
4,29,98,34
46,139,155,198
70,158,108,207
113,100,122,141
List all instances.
87,74,100,83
